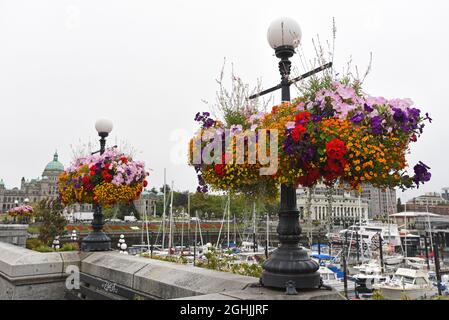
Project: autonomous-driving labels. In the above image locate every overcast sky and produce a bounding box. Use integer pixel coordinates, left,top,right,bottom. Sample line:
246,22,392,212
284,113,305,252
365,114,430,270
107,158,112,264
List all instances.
0,0,448,202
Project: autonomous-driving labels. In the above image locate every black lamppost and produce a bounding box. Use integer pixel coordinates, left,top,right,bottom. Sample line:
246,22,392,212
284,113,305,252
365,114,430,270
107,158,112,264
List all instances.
81,118,114,252
256,17,326,290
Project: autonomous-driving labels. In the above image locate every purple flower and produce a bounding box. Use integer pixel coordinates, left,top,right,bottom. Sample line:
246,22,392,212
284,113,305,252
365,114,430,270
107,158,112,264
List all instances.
413,161,431,187
392,108,407,123
407,108,420,119
371,116,383,135
350,112,365,124
312,115,323,122
364,103,374,113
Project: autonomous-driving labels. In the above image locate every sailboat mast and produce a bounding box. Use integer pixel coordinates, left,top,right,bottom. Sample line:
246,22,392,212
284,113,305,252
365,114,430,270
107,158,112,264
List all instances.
427,199,434,250
188,193,191,249
162,168,167,250
227,193,230,248
145,206,150,254
168,181,174,252
358,194,365,263
266,213,269,247
253,202,256,253
234,213,237,245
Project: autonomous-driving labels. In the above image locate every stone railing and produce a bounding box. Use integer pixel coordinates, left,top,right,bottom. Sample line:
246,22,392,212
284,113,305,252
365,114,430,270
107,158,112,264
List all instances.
0,242,343,300
0,242,80,300
0,224,28,247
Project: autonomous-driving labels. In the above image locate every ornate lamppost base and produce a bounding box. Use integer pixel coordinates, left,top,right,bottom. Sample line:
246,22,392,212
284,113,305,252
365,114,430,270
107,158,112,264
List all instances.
261,245,321,289
81,231,111,252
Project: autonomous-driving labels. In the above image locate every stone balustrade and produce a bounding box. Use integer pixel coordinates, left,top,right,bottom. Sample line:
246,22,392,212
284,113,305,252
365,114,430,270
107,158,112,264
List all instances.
0,242,343,300
0,224,28,248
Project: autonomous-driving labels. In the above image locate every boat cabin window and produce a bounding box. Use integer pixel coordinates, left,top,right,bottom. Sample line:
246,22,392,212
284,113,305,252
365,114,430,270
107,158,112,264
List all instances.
402,276,414,285
365,228,382,233
415,278,427,286
328,273,336,280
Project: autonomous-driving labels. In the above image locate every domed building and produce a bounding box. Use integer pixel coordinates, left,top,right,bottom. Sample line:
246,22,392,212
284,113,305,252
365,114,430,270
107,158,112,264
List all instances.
0,152,64,213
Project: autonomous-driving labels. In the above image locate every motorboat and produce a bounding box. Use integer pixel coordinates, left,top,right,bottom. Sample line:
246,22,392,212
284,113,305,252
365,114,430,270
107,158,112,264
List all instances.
351,261,388,290
405,257,434,271
319,266,346,292
373,268,437,300
384,254,404,266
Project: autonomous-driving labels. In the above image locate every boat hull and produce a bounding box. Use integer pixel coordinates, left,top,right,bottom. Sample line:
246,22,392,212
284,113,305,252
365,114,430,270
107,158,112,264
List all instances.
375,287,437,300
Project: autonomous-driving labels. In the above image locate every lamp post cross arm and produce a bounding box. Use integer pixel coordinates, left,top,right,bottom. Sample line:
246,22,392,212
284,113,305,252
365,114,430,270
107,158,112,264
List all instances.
91,145,118,156
248,62,333,100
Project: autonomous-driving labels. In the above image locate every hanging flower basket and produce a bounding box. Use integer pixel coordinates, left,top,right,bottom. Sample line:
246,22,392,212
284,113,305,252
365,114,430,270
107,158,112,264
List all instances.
188,112,279,201
58,149,149,206
8,205,34,218
280,80,432,191
189,78,432,195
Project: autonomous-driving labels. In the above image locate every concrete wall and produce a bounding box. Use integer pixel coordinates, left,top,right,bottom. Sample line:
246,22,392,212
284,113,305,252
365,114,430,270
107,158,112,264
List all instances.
0,224,28,247
80,252,343,300
0,242,80,300
0,242,343,300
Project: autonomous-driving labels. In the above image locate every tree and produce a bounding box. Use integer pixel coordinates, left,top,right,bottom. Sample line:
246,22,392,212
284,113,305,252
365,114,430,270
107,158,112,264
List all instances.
116,202,140,220
103,206,117,220
35,198,67,246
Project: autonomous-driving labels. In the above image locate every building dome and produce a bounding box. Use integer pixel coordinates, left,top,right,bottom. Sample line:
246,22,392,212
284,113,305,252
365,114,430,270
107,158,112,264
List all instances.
44,152,64,172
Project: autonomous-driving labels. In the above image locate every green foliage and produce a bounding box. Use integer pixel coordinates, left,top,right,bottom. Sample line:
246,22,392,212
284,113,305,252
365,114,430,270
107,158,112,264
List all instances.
196,248,263,277
26,238,46,251
35,198,67,246
34,245,55,253
59,243,79,252
26,238,78,252
144,253,188,265
27,225,41,234
371,290,387,300
116,202,140,220
102,206,117,220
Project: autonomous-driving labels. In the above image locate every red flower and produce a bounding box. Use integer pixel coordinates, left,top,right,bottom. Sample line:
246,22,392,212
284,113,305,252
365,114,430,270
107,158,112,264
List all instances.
295,111,311,125
214,164,226,177
120,156,128,164
325,139,347,160
297,168,320,187
292,125,307,142
143,180,148,188
102,172,113,182
323,158,347,182
271,106,278,114
410,134,417,142
104,163,111,170
82,176,90,185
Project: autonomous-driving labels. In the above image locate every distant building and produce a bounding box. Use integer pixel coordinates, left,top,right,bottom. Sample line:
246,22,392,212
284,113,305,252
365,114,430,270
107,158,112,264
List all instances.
407,192,449,206
0,152,63,213
391,212,449,232
134,190,159,218
389,212,440,228
405,192,449,216
297,184,369,223
360,184,397,219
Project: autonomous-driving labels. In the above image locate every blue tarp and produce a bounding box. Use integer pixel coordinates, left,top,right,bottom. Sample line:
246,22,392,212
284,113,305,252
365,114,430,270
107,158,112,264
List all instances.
327,265,344,279
311,253,334,260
